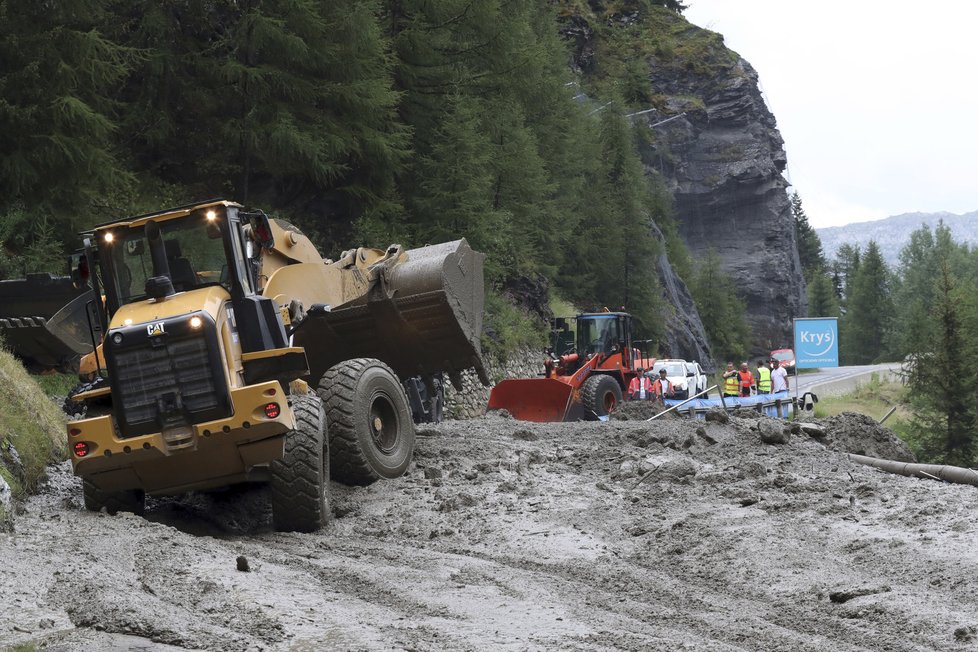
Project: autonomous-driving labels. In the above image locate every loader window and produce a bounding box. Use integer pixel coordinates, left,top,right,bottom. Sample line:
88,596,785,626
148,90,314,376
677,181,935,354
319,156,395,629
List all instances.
103,212,233,307
577,316,621,355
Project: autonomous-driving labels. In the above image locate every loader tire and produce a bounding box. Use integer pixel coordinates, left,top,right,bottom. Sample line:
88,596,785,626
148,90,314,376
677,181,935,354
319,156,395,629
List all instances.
270,393,330,532
582,374,622,418
63,376,109,418
318,358,415,486
82,479,145,516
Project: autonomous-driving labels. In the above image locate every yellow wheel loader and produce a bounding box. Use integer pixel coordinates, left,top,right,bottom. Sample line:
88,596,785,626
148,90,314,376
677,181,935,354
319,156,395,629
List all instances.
66,200,486,531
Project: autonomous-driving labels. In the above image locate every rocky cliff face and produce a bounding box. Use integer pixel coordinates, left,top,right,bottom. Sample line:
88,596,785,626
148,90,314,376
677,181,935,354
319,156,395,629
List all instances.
563,6,807,355
650,222,714,369
642,55,807,353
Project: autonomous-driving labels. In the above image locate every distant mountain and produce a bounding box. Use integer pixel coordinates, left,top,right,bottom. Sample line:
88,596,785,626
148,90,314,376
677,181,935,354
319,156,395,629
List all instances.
816,211,978,266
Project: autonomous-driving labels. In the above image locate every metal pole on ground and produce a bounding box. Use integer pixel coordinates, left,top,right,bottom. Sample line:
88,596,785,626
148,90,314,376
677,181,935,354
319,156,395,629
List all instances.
648,385,718,422
879,406,897,424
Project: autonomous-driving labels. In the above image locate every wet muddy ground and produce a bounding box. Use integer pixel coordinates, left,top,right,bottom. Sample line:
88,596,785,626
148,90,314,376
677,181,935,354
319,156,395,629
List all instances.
3,412,978,651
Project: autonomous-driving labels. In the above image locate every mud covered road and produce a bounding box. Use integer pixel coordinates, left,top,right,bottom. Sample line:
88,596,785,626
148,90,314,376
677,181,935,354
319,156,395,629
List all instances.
4,410,978,651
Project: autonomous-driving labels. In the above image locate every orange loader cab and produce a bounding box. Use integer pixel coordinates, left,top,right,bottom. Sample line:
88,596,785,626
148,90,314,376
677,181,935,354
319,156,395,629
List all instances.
488,312,652,422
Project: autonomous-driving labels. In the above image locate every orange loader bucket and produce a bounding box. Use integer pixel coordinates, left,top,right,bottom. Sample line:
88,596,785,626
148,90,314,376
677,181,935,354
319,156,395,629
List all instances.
487,378,576,422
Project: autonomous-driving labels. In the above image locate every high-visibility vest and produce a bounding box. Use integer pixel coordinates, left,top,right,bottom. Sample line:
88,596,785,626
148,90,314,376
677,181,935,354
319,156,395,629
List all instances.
653,378,672,396
723,374,739,395
756,366,772,393
628,376,652,399
739,371,753,390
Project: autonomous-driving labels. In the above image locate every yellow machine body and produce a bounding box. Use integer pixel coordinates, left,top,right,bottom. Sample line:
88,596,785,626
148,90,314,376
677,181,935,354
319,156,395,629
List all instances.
68,200,486,496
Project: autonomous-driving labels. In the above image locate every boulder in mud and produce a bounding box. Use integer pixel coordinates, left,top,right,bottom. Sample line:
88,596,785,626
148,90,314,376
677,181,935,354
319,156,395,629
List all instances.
0,473,10,512
794,422,826,438
704,409,729,424
757,419,790,444
656,457,698,481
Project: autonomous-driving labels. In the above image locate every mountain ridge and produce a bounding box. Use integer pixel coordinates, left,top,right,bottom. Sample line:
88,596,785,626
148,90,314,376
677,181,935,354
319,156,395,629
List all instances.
816,210,978,265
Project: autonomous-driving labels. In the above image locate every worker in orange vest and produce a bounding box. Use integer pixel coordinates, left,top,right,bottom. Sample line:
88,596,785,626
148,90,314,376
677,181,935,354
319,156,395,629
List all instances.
627,368,653,400
653,368,675,399
738,362,754,397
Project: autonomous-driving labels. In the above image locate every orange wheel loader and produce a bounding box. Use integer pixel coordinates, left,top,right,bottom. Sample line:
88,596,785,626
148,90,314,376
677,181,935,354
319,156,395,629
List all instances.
487,311,654,422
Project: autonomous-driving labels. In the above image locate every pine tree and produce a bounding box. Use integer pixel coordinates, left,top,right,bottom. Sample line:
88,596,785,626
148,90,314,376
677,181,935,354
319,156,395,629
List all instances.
408,93,508,276
790,191,825,281
110,0,408,240
806,271,839,319
840,241,892,364
563,107,664,338
832,243,861,304
906,260,976,466
387,0,584,278
0,0,131,222
688,249,750,361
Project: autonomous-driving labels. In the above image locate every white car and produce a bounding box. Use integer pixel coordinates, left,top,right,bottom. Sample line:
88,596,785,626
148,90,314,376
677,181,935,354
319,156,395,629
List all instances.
649,359,706,399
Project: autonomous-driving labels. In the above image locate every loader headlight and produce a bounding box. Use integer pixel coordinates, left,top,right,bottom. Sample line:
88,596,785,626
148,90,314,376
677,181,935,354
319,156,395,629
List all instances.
111,332,123,345
104,232,114,243
205,209,217,221
189,316,203,329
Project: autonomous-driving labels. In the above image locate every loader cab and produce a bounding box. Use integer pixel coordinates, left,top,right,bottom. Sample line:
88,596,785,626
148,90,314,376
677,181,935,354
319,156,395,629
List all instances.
87,201,288,355
576,312,633,359
94,203,250,315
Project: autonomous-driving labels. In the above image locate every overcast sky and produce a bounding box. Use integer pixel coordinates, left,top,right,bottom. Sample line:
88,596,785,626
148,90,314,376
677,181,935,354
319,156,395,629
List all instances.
682,1,978,228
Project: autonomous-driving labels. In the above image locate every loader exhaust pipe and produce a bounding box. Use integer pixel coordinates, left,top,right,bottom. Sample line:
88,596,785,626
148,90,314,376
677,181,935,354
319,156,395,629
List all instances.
144,221,175,299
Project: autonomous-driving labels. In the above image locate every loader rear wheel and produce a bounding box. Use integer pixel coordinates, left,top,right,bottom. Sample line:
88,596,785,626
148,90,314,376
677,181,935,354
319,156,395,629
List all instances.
270,393,330,532
318,358,415,486
582,375,622,418
82,479,145,516
63,376,110,418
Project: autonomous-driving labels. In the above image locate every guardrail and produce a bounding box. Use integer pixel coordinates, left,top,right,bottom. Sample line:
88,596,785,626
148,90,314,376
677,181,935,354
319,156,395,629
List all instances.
655,391,798,421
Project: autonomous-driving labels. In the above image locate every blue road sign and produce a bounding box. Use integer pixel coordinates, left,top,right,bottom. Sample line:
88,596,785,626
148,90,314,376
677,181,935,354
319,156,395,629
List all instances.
793,318,839,368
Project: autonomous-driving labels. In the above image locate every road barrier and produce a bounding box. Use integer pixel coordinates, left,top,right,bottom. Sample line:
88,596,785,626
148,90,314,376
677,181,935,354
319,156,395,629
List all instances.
660,392,799,420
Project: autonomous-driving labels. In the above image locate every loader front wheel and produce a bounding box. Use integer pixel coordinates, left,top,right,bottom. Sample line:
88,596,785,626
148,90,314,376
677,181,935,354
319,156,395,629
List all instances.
318,358,415,486
83,479,145,516
582,374,622,418
270,393,330,532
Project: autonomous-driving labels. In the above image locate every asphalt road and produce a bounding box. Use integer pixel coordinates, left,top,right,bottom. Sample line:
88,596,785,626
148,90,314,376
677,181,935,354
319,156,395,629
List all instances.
792,362,902,398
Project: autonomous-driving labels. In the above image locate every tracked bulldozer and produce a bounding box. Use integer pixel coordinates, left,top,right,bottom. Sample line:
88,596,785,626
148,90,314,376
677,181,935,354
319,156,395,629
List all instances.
487,311,653,422
67,200,486,531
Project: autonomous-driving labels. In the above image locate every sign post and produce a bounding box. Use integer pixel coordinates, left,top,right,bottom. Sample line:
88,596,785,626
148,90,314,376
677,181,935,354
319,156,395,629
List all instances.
793,317,839,408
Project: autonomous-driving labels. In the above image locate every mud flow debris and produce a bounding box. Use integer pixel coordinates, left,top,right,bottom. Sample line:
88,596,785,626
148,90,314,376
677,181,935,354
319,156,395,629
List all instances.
3,412,977,651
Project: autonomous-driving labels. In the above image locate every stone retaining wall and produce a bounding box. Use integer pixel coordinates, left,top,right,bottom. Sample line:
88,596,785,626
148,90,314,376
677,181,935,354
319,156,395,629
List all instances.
445,347,545,419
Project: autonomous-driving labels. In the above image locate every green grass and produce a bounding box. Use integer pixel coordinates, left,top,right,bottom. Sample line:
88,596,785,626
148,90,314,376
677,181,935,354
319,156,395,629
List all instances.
548,291,580,320
813,375,910,423
812,375,919,449
482,289,548,362
0,348,68,499
33,371,78,398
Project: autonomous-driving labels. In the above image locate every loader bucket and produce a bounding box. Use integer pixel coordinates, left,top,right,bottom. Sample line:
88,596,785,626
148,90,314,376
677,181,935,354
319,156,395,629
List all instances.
487,378,577,422
0,273,91,369
294,239,488,389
